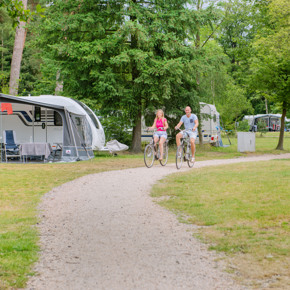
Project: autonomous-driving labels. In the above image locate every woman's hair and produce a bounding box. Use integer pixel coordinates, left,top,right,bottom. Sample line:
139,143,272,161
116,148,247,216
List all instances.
156,109,164,119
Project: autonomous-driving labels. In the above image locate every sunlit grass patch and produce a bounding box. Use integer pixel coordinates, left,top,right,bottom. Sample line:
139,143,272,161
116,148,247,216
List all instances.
152,159,290,288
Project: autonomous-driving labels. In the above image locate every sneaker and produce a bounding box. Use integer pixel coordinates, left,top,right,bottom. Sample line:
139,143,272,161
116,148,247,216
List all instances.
177,152,182,158
191,157,195,163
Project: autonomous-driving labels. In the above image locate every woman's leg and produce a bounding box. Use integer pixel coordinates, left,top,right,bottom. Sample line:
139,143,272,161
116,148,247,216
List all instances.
153,136,159,155
159,137,166,160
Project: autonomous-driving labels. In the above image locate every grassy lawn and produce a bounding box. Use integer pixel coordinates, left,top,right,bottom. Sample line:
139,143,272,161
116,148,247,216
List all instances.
152,159,290,288
168,132,290,163
0,133,289,289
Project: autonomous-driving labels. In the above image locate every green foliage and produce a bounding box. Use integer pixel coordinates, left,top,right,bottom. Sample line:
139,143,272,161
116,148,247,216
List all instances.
250,0,290,108
0,0,44,27
237,120,250,132
100,112,132,146
32,0,218,150
217,79,253,126
257,119,267,134
0,7,14,93
216,0,271,118
249,0,289,148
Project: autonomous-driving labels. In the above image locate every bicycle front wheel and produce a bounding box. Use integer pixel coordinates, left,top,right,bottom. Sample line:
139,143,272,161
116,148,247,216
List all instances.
176,145,183,169
187,155,195,168
144,144,155,168
187,145,195,168
159,143,168,166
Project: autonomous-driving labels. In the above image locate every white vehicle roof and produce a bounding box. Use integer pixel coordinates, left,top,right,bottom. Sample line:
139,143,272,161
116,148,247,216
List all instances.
200,102,217,112
20,95,86,115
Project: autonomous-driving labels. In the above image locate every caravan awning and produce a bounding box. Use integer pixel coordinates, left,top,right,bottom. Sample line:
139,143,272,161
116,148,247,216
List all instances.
0,94,65,111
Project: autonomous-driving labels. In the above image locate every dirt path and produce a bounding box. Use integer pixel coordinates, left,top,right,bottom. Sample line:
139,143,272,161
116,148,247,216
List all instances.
26,154,290,290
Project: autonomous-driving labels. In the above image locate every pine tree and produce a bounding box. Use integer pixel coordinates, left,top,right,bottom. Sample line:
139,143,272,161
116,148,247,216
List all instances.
36,0,215,151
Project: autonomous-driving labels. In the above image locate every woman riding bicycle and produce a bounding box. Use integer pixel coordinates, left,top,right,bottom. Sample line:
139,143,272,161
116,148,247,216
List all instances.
148,109,169,161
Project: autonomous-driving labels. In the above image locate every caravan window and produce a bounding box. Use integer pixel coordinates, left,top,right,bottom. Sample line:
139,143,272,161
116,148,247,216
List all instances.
75,117,81,126
54,111,63,126
71,99,100,129
34,106,41,122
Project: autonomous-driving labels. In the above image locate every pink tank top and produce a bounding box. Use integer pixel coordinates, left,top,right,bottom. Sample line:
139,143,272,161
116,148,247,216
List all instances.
156,118,166,131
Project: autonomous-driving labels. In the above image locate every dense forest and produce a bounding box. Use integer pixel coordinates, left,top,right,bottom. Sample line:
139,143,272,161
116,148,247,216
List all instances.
1,0,289,151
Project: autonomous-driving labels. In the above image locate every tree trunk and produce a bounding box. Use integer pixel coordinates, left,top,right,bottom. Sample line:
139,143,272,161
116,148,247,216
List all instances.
9,0,27,95
196,0,203,146
129,0,142,152
276,101,286,150
1,28,4,73
131,110,142,152
198,122,203,146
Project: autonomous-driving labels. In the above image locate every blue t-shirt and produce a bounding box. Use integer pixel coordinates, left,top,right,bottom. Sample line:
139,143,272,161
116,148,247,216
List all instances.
180,114,198,132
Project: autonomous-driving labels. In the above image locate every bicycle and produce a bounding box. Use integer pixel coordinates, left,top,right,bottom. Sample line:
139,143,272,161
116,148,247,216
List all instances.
144,129,169,168
175,129,195,170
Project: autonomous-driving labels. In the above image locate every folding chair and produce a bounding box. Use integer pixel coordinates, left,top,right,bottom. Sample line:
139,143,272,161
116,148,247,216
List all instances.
51,143,62,161
3,130,21,162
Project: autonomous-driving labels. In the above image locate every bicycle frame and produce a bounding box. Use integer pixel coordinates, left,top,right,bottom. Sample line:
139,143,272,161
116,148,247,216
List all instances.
176,129,195,169
144,129,169,168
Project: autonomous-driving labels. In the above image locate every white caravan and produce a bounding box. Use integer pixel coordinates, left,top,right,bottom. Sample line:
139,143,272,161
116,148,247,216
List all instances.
0,94,105,162
19,95,105,150
141,102,222,146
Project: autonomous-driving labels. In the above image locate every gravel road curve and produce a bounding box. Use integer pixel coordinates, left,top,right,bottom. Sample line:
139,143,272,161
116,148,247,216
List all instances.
26,154,290,290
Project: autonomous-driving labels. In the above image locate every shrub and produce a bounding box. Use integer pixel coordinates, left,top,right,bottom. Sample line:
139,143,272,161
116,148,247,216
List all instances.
237,120,250,132
257,119,267,136
100,114,132,146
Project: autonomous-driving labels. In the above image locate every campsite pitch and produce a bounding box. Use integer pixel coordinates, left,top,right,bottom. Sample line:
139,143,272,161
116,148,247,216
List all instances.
26,154,289,290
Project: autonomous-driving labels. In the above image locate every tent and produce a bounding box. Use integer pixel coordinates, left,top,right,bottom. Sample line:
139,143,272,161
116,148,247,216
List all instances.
0,94,94,162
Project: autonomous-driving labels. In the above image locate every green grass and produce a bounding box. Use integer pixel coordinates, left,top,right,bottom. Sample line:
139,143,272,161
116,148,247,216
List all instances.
0,134,289,289
167,132,290,163
152,159,290,288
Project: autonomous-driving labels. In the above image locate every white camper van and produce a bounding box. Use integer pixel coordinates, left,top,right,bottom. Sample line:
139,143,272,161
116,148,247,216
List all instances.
141,102,221,146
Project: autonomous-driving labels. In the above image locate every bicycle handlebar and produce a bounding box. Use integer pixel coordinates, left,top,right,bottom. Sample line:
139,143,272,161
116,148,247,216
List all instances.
146,127,166,132
175,128,194,132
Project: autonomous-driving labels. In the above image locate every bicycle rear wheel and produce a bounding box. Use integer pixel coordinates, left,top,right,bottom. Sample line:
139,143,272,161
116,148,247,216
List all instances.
144,144,155,168
176,145,183,169
159,143,168,166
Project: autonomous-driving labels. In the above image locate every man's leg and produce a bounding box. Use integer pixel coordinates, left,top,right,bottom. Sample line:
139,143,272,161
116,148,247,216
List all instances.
190,138,195,158
176,132,183,147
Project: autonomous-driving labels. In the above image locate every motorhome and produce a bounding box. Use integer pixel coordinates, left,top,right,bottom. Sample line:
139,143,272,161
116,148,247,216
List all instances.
0,94,105,162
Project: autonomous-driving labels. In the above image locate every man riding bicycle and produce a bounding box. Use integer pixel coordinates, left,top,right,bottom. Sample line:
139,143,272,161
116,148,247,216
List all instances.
175,106,199,163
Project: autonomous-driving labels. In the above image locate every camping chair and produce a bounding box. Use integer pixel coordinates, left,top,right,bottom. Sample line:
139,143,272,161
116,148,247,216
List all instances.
51,143,62,161
3,130,21,162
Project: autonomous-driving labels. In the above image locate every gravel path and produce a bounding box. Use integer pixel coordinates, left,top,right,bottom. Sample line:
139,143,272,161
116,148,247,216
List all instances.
26,154,290,290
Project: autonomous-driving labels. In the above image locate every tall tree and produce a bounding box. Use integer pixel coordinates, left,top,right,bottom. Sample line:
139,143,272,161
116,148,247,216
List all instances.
0,0,32,25
0,7,14,93
8,0,27,95
36,0,215,151
250,0,290,150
